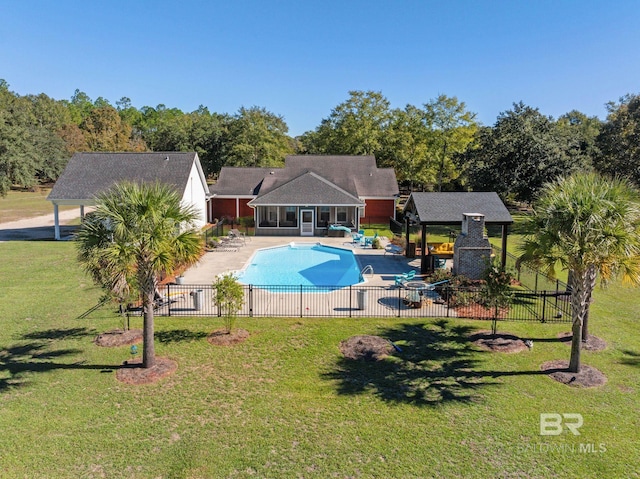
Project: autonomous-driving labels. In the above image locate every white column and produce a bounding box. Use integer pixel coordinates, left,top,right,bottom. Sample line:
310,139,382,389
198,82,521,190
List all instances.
236,198,240,219
80,205,85,221
54,203,60,240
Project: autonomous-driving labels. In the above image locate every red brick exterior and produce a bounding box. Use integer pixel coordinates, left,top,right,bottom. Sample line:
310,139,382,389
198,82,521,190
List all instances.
362,199,395,225
209,197,396,227
209,198,253,222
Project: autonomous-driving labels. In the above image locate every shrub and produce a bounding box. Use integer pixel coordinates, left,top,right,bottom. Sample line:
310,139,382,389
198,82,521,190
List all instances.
212,273,244,333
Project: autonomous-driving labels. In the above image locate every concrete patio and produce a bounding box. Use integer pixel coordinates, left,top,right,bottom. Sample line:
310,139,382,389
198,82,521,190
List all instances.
181,235,422,287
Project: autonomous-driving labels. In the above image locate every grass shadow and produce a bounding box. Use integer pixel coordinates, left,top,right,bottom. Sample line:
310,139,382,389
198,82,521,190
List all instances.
323,319,500,406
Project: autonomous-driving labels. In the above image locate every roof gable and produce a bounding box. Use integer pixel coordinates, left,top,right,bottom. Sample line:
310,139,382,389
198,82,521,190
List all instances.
48,152,206,201
249,171,364,206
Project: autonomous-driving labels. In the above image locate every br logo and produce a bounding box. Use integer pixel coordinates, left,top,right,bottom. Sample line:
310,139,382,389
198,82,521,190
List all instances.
540,413,584,436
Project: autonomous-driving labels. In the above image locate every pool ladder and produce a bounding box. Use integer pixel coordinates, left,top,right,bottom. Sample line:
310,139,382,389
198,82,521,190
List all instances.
360,264,374,279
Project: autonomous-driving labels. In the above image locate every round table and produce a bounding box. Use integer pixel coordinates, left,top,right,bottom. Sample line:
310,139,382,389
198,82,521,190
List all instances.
403,281,428,291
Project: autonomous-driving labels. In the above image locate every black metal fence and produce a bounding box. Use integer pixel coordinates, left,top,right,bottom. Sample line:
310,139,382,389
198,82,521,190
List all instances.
144,283,571,323
494,245,569,293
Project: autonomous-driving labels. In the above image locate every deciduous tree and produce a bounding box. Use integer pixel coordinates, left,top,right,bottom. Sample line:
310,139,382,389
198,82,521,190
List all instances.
225,106,292,167
423,94,477,191
301,90,391,157
460,103,581,203
594,94,640,186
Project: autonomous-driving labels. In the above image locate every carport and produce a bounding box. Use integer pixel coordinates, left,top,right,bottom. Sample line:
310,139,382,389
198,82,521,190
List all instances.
402,192,513,274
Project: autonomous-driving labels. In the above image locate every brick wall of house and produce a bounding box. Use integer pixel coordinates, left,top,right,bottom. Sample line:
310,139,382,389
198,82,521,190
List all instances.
209,198,253,222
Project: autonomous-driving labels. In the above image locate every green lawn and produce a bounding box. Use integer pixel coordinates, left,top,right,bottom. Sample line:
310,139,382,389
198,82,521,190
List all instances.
0,241,638,478
0,188,77,222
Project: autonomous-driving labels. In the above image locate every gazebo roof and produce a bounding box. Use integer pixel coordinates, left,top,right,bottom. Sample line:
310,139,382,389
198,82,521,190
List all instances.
403,192,513,225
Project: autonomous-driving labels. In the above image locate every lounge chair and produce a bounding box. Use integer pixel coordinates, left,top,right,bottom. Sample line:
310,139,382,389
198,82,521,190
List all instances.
228,229,247,245
394,269,416,286
384,244,404,256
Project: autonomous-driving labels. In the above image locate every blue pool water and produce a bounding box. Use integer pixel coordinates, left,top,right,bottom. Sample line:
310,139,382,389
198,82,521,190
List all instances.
236,243,362,288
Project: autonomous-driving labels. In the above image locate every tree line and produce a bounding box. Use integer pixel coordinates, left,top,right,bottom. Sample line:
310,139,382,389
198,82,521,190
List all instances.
1,79,638,203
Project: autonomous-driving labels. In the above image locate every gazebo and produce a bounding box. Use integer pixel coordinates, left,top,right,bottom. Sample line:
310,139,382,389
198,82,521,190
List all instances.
402,192,513,274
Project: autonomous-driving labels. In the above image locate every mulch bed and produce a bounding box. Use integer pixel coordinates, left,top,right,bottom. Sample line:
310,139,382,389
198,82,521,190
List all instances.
456,304,508,319
115,357,178,385
469,330,529,353
339,335,395,361
541,360,607,388
94,329,143,347
558,332,607,351
207,328,250,346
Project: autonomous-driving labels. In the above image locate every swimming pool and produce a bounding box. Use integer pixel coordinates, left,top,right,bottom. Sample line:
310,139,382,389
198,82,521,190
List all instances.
236,243,362,288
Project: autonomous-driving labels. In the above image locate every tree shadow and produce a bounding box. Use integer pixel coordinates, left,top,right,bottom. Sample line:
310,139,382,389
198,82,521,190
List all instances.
0,341,117,393
21,327,97,341
322,319,501,406
619,349,640,367
156,329,208,344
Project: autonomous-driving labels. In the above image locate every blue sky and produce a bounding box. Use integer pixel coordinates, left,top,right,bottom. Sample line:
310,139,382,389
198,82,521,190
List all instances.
1,1,639,136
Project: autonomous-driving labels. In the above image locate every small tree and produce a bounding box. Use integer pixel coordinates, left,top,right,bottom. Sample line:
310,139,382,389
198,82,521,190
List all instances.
519,172,640,373
480,257,514,336
76,181,203,368
213,273,244,333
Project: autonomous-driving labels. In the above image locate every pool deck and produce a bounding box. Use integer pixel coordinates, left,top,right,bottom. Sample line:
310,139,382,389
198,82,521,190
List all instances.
182,235,423,287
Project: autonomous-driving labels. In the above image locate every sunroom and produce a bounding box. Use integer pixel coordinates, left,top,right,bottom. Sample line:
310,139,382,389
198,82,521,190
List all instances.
248,171,365,236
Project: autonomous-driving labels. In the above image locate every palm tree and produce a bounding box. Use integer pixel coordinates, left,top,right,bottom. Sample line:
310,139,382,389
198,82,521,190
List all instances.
519,172,640,373
76,181,203,368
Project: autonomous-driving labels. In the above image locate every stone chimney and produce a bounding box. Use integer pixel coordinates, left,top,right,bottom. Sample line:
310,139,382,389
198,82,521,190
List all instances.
453,213,492,280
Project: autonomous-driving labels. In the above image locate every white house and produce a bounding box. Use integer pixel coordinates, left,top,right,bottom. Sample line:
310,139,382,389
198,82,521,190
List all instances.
47,152,209,239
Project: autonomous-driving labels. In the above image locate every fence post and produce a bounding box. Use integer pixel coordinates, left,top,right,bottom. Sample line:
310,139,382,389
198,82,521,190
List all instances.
249,285,253,318
167,284,171,317
300,285,303,318
541,292,547,323
446,289,451,318
397,286,401,318
349,285,352,318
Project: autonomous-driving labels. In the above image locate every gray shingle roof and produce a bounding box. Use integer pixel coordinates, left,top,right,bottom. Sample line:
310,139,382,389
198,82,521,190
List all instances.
48,152,202,201
248,171,364,206
209,167,274,196
210,155,398,203
404,192,513,224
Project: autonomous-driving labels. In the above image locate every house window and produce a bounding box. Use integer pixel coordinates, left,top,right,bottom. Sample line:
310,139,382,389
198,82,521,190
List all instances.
259,206,278,227
336,207,347,223
317,206,330,227
279,206,297,227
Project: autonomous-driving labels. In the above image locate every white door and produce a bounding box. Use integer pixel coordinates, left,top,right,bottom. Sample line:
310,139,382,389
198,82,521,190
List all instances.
300,209,314,236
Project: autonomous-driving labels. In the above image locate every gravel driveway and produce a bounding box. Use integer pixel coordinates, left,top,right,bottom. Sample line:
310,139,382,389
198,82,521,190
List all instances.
0,208,86,241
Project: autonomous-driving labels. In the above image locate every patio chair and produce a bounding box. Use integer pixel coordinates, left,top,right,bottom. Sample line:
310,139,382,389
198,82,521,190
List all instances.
363,231,378,248
394,269,416,286
351,229,365,245
403,290,422,308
